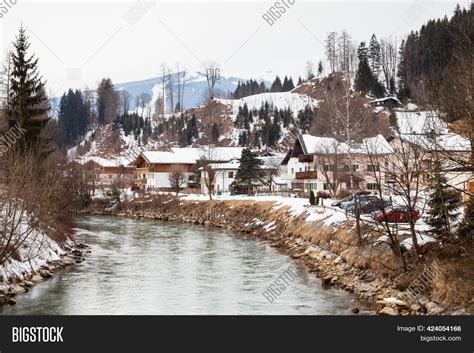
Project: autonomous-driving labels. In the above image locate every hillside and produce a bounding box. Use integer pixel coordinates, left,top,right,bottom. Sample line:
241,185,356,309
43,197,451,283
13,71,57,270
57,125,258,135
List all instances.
68,74,395,161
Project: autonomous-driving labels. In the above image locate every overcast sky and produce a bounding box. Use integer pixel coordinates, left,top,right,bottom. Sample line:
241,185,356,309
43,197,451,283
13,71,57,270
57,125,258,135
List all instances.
0,0,466,96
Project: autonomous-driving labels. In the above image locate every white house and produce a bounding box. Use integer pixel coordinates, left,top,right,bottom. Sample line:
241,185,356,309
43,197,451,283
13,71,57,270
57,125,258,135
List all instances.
201,156,285,195
130,147,244,191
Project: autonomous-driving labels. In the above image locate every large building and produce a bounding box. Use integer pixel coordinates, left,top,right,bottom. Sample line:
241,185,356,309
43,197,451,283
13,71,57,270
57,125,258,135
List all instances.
130,147,244,192
282,133,394,196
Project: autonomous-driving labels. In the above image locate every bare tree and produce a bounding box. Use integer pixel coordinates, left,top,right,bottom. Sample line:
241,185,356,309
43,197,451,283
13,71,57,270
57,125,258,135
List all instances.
167,68,174,114
0,51,12,108
204,61,221,100
313,142,347,197
260,157,281,193
363,139,408,270
168,168,187,196
384,126,429,258
305,61,315,80
199,146,219,200
160,63,167,117
138,93,152,118
325,32,338,74
380,37,398,92
119,90,132,116
337,30,351,74
0,150,76,268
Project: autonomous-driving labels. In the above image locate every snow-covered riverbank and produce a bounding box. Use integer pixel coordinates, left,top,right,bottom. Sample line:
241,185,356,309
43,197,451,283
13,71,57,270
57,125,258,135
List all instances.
84,194,471,315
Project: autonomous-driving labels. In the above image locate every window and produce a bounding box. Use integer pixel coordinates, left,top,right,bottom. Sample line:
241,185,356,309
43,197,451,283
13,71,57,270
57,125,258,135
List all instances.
291,168,294,174
305,183,317,191
367,183,379,190
228,171,234,178
344,164,358,172
323,183,335,191
323,164,336,172
367,164,380,172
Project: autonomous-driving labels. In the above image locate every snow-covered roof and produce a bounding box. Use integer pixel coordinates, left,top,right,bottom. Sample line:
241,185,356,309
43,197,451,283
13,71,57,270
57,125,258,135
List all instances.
78,156,134,168
300,134,393,155
356,134,394,154
370,96,401,104
395,111,471,152
301,135,340,154
171,147,244,161
142,151,196,164
208,159,240,170
139,147,245,165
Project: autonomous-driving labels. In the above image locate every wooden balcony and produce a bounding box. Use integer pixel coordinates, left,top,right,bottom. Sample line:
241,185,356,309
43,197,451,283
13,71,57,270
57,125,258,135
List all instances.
295,171,318,179
298,154,314,163
132,178,146,186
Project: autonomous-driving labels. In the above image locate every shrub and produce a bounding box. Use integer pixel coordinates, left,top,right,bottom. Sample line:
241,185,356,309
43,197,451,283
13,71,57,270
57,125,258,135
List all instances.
316,191,331,199
337,189,352,199
309,190,316,205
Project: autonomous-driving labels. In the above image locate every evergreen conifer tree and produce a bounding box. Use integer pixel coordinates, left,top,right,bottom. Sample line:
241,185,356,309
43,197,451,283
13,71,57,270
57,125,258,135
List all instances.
427,162,463,239
234,148,264,195
7,26,50,155
270,76,283,92
317,60,323,76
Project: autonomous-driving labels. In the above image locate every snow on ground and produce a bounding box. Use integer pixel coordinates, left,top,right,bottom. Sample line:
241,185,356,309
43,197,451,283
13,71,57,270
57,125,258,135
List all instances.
400,233,437,250
396,111,471,152
217,92,319,119
183,193,443,237
0,218,65,285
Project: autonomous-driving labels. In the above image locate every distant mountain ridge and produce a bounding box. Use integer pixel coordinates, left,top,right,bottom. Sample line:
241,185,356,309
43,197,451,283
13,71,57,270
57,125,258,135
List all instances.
115,71,249,113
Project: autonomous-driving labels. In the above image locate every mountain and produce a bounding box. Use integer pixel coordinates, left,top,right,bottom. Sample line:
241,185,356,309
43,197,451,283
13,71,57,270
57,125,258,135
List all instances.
115,71,247,113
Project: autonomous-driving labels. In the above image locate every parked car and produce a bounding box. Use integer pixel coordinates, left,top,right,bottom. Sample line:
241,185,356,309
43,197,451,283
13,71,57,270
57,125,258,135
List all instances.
331,191,370,208
331,195,353,208
345,196,391,214
373,207,421,223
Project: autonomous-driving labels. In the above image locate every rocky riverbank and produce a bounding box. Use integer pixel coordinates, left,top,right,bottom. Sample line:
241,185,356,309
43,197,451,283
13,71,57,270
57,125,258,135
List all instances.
0,244,89,306
85,194,472,315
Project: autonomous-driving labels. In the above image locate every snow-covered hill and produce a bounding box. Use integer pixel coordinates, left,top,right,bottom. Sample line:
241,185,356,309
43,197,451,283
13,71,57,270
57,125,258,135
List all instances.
115,71,246,113
217,91,318,118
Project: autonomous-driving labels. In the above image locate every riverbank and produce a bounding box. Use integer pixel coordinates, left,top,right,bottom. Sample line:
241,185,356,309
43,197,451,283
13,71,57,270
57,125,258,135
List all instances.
0,242,89,306
85,194,472,315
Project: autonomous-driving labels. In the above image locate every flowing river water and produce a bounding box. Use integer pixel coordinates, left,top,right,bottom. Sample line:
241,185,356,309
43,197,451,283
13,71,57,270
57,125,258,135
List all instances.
0,216,373,315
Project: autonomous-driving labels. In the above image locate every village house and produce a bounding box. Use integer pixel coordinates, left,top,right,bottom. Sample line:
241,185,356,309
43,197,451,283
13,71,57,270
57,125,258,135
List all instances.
130,147,244,192
389,111,472,192
282,133,394,196
370,96,402,109
76,156,135,188
200,154,287,195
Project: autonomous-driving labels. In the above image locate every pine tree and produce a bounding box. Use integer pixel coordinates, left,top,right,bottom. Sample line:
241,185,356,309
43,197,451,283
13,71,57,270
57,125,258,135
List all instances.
309,190,316,205
286,77,295,91
270,76,283,92
355,42,373,95
282,76,289,91
7,26,50,155
234,148,264,195
457,198,473,238
97,78,118,125
355,41,385,97
211,123,219,143
427,162,463,239
368,34,382,78
388,109,399,132
317,60,323,76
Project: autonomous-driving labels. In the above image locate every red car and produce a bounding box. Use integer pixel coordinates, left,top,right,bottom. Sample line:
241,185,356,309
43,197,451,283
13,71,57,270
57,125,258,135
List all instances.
374,207,421,223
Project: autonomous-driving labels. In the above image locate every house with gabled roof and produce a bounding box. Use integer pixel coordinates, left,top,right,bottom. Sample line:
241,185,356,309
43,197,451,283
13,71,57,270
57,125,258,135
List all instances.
282,132,394,196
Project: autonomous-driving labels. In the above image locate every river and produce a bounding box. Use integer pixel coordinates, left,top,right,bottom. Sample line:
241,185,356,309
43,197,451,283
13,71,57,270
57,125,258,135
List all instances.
0,216,372,315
